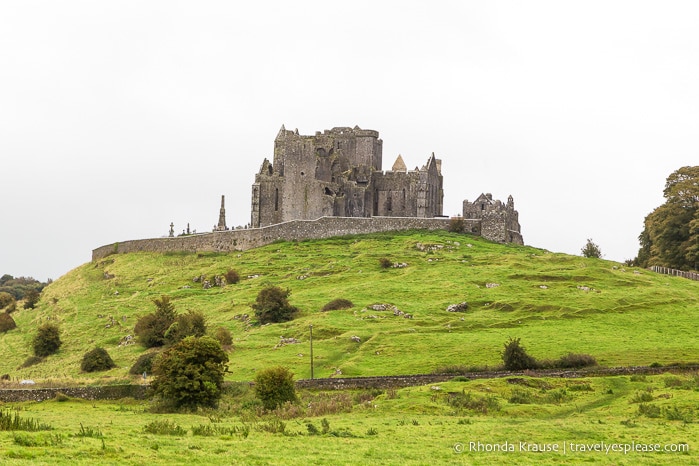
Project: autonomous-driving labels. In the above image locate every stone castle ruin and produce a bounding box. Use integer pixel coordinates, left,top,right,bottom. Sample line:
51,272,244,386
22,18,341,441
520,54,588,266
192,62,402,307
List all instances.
251,126,444,227
92,125,523,261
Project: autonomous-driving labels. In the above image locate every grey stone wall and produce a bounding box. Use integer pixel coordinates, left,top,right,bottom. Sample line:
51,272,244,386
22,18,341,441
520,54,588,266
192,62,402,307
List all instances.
93,216,481,261
0,384,148,402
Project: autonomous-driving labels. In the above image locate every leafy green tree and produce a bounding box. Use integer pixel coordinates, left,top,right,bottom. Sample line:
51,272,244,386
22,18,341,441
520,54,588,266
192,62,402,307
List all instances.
134,296,177,347
581,238,602,258
254,366,298,410
635,166,699,270
22,289,40,309
32,322,62,357
150,336,229,410
252,286,299,324
164,310,207,346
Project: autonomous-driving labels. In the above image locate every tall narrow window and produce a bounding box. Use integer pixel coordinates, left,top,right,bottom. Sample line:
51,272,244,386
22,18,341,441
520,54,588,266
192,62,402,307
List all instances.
275,188,279,211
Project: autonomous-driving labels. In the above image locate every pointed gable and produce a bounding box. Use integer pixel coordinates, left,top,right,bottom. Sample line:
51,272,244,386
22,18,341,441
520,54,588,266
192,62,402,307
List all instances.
392,154,407,172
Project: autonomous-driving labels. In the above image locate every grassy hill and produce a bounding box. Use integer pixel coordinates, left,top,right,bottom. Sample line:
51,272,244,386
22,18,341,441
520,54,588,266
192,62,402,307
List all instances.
2,230,699,383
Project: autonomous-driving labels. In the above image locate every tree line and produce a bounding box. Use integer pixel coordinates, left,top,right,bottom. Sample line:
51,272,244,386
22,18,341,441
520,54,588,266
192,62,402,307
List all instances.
0,274,49,301
632,166,699,271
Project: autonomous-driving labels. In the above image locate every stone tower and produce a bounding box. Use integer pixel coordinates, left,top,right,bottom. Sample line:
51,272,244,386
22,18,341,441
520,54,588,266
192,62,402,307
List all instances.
251,126,444,228
215,195,228,231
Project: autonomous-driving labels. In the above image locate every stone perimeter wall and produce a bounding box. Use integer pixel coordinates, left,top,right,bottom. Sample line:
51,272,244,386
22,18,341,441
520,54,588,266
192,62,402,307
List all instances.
0,384,148,403
93,216,479,261
3,366,695,402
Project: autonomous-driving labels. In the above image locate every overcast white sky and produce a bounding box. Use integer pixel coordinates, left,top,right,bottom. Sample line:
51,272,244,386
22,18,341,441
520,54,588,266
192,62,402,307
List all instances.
1,1,697,281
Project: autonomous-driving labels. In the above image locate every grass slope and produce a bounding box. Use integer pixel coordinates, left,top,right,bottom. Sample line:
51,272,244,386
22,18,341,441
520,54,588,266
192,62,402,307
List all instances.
2,230,698,382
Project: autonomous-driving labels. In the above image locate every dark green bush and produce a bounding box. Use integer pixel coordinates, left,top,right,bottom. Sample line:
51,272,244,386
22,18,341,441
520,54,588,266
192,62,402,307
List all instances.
151,336,229,410
32,323,62,357
555,353,597,369
129,351,159,375
134,296,177,348
0,313,16,333
224,269,240,285
80,347,117,372
252,286,299,324
501,337,539,371
378,257,392,269
5,301,16,314
212,327,233,347
321,298,354,312
254,366,298,411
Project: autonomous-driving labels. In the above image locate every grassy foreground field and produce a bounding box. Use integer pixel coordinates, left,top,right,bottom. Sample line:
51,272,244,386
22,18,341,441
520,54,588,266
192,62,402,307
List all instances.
0,373,697,465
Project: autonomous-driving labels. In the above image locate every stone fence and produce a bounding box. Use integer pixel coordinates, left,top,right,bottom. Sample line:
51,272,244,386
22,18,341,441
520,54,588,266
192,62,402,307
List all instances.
93,216,477,261
295,365,699,390
2,365,697,401
650,266,699,281
0,384,148,403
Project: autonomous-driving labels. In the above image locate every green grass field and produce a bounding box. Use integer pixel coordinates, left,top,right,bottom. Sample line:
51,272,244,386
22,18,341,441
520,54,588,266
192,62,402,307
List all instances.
1,230,698,464
0,373,697,465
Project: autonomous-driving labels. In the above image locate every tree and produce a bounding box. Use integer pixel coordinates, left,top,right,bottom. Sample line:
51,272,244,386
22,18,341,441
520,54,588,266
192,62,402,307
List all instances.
0,292,14,309
32,322,62,357
163,310,207,346
134,296,178,347
501,337,538,371
252,286,299,324
150,336,229,410
254,366,298,411
23,289,40,309
634,166,699,270
581,238,602,258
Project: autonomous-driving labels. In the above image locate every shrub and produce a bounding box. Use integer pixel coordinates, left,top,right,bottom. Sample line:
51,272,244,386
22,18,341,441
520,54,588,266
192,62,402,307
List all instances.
321,298,354,312
32,323,61,357
80,347,116,372
501,337,538,371
212,327,233,347
164,310,207,346
151,336,229,410
449,216,465,233
134,296,177,348
0,313,16,333
378,257,392,269
129,352,159,376
252,286,299,324
254,366,298,411
555,353,597,369
224,269,240,285
22,289,40,309
0,292,14,309
5,301,16,314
